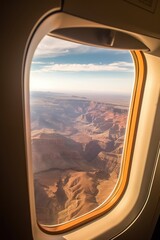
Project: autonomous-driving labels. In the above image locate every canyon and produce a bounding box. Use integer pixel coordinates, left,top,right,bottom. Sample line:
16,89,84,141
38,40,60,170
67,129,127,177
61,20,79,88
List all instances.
30,91,129,225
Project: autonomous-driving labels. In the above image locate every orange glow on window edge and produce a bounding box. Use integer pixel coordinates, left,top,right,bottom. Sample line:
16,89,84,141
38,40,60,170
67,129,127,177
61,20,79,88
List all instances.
33,50,145,234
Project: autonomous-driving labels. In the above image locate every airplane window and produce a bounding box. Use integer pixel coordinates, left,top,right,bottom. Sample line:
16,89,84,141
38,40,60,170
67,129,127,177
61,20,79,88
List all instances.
29,35,135,230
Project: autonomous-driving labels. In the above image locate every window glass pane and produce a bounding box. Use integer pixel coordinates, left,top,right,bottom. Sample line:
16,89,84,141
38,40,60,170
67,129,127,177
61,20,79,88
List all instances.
30,35,134,225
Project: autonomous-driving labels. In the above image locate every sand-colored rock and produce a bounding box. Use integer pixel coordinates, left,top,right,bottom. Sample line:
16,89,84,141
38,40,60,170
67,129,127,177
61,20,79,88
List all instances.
30,92,128,225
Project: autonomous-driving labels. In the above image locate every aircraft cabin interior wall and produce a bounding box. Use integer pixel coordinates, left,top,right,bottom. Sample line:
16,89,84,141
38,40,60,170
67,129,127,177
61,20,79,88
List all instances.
2,0,160,240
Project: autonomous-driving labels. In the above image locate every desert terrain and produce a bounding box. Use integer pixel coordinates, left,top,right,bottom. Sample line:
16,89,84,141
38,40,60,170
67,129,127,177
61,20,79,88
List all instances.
30,91,129,225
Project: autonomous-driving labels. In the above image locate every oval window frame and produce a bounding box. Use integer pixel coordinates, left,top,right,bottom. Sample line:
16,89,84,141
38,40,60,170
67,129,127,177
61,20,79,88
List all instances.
24,12,146,234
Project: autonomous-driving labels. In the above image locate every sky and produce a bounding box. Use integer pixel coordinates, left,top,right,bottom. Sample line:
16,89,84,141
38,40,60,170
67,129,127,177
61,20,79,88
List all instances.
30,35,135,95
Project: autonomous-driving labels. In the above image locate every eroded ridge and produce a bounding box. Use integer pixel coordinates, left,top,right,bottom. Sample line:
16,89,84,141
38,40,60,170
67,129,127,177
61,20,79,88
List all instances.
30,92,129,225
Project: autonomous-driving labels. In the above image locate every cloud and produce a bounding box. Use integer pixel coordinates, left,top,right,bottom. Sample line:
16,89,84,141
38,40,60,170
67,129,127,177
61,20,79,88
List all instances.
34,36,83,58
31,36,133,74
33,35,128,58
32,61,46,64
35,62,134,73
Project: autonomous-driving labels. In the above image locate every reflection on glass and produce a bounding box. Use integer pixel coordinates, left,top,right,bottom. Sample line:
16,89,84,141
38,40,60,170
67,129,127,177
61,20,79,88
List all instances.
30,35,134,225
